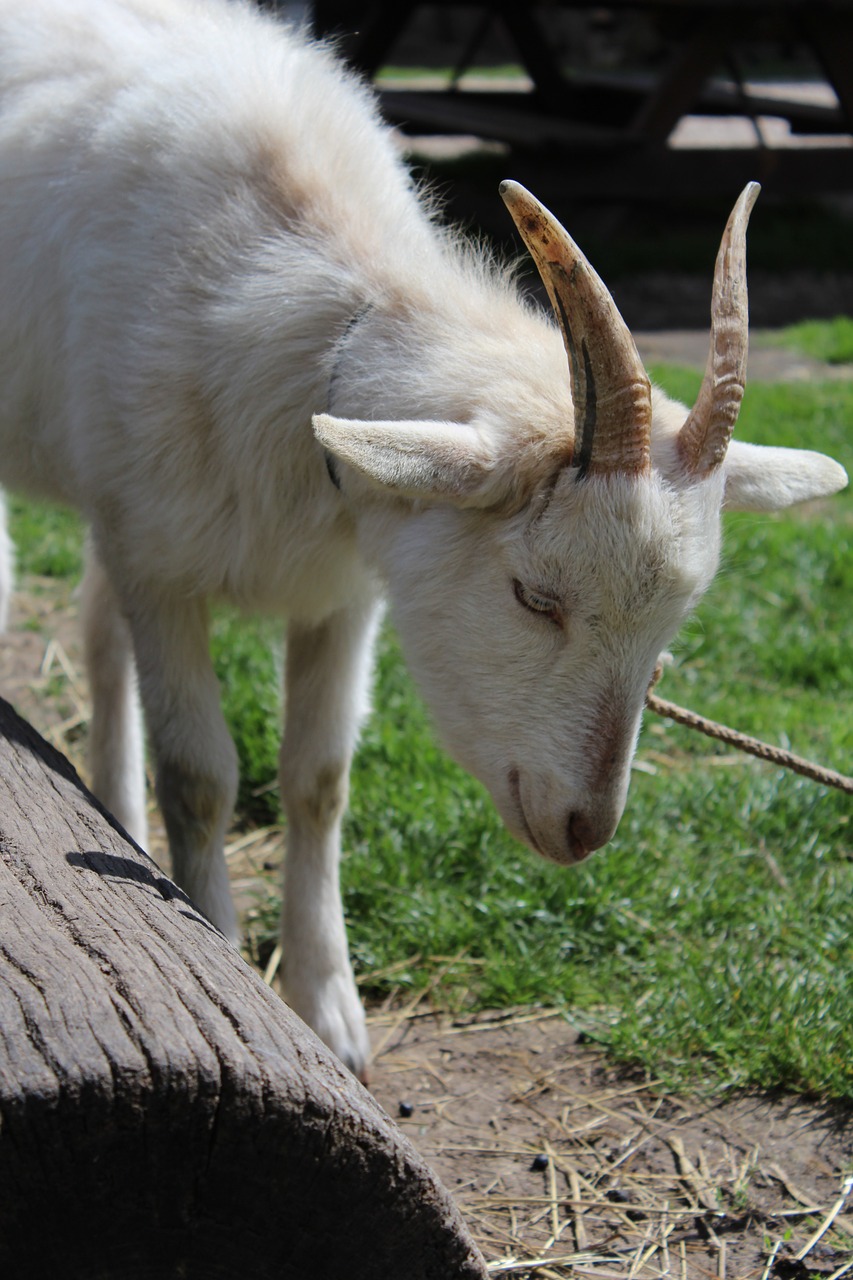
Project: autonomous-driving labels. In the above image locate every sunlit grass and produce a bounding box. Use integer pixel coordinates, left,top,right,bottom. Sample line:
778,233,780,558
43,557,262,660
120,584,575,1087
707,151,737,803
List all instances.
768,315,853,365
7,496,84,579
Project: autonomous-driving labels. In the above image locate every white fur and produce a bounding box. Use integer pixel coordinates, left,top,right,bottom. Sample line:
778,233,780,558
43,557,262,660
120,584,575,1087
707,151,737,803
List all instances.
0,0,846,1077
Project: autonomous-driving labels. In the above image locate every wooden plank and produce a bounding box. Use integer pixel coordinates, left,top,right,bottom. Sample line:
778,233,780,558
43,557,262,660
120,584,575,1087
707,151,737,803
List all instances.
0,697,488,1280
627,15,735,141
801,6,853,131
380,88,629,147
504,143,853,201
381,79,846,140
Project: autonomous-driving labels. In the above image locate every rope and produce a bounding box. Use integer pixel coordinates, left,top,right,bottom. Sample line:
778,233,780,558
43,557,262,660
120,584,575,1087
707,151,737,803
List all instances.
645,691,853,795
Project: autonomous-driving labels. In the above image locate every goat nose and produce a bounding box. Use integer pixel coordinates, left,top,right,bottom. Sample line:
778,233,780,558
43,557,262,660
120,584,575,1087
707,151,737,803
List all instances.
567,812,600,863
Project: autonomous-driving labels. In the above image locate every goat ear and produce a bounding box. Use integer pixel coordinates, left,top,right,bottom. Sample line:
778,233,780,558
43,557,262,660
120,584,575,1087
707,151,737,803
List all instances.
312,413,505,506
723,441,848,511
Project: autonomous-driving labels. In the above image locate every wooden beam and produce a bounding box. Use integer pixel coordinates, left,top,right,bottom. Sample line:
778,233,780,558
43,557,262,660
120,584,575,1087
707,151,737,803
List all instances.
0,698,488,1280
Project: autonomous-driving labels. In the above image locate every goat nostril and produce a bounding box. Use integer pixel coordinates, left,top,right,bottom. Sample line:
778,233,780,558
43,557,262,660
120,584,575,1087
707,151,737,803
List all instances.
567,812,595,863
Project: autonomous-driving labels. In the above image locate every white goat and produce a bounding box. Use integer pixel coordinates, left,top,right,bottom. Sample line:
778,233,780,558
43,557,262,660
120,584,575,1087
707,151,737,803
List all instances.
0,0,846,1078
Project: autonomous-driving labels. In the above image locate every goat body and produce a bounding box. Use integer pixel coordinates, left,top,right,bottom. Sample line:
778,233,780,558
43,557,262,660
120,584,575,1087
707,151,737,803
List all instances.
0,0,846,1077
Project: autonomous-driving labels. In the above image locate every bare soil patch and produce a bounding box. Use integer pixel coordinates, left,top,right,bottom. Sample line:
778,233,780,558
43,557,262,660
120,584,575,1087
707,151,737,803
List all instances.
2,579,851,1278
367,1007,853,1279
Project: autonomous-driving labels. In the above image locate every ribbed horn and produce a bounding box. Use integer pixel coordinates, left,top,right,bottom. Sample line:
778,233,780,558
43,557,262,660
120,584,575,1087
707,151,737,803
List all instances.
500,180,651,477
678,183,761,477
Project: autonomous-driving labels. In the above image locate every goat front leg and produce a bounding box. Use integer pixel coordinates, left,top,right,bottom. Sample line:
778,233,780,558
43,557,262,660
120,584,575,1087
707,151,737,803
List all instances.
81,544,148,847
125,588,239,943
279,597,382,1081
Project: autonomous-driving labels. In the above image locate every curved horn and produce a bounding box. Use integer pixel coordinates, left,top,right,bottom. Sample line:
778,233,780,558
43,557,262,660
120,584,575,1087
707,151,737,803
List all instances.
678,182,761,477
500,180,651,477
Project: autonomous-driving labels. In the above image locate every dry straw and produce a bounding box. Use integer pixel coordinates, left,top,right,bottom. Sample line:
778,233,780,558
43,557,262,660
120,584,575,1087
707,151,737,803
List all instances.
369,1004,853,1280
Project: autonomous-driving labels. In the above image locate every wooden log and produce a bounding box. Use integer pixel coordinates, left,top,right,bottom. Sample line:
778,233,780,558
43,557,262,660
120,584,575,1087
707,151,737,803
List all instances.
0,696,488,1280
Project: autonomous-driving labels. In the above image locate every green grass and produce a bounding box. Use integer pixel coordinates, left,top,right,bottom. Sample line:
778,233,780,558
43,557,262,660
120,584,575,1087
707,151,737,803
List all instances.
210,611,283,824
6,355,852,1101
767,315,853,365
377,64,528,84
8,495,84,579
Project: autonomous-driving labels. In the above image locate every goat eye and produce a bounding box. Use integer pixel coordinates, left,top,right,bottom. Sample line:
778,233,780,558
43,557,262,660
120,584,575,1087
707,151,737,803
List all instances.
512,578,563,627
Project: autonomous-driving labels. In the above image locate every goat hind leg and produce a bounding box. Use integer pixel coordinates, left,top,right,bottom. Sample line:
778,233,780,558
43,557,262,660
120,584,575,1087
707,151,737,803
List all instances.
82,544,148,846
126,590,239,942
279,596,382,1080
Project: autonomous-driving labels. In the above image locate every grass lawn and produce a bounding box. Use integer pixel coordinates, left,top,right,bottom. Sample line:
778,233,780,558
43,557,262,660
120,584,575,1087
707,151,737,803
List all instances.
6,331,852,1102
764,315,853,365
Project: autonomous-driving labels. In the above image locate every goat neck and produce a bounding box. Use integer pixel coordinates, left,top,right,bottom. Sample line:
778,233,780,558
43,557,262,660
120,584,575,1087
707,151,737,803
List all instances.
500,180,651,480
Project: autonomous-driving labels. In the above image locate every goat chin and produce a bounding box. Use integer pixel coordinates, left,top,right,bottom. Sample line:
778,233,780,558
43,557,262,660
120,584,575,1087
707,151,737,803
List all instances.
0,0,846,1082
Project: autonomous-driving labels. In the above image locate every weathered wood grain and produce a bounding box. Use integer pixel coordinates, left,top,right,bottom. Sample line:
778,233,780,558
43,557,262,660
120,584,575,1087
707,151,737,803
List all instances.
0,696,488,1279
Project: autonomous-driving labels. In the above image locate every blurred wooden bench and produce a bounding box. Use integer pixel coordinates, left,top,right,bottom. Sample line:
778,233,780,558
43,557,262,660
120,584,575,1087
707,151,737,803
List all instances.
309,0,853,199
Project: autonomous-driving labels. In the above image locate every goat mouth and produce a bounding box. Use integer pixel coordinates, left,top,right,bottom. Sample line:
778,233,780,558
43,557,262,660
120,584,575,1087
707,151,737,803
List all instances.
507,769,599,867
507,768,543,856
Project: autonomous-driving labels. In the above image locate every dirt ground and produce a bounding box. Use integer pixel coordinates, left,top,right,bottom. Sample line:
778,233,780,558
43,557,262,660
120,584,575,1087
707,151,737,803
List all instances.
1,336,851,1280
367,1007,853,1279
